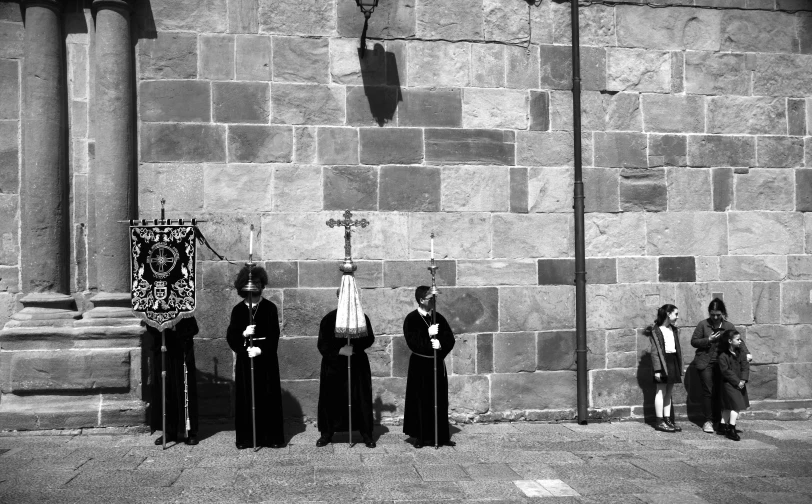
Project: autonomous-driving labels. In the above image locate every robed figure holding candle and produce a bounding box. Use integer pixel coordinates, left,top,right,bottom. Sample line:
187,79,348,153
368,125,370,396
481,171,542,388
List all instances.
226,264,285,449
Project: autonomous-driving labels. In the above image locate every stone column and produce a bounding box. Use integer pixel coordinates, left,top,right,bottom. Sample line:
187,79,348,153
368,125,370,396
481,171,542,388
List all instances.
92,0,134,296
20,0,68,296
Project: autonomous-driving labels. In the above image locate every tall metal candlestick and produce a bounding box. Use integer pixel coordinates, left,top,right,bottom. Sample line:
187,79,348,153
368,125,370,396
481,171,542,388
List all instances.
428,232,439,449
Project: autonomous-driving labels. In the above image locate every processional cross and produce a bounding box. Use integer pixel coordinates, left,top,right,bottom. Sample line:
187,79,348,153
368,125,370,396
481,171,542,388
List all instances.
326,210,369,273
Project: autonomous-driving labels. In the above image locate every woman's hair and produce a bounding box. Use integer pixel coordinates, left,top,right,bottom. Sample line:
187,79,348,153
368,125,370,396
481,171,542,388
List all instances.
234,265,268,298
717,329,739,353
708,297,728,318
655,304,678,327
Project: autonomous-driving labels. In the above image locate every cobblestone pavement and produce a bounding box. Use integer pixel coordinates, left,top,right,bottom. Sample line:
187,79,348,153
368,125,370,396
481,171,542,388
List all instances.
1,419,811,504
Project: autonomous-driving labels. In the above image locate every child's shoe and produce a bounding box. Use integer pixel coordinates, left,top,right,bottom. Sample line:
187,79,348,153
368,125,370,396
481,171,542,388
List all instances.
725,424,740,441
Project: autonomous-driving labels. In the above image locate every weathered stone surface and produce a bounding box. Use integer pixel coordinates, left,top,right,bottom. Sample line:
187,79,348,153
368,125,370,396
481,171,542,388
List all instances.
398,88,461,128
197,212,263,262
720,256,787,282
517,131,572,167
493,332,535,373
272,36,329,83
798,170,812,212
688,135,755,167
262,213,343,260
778,363,812,400
138,164,204,214
649,135,688,168
293,127,316,164
409,42,470,87
417,0,483,40
316,128,359,165
280,379,319,419
499,286,575,332
456,260,535,287
344,212,410,260
588,283,675,330
0,20,23,59
213,82,269,123
595,133,647,169
471,44,504,88
140,124,226,163
0,4,21,22
747,364,778,401
200,35,235,80
553,92,643,133
583,168,619,214
140,0,228,32
360,287,415,336
729,212,804,255
440,287,498,334
505,45,541,90
448,375,489,414
807,213,812,253
754,54,812,98
707,96,786,135
527,167,571,213
492,214,570,259
537,259,572,285
337,0,416,39
720,11,798,53
606,48,670,93
229,0,259,33
367,335,392,377
204,164,272,212
753,281,780,324
711,167,733,212
193,338,233,416
483,0,530,42
442,166,509,212
756,136,804,168
271,84,344,125
619,168,666,211
235,35,271,80
658,257,695,283
585,213,646,257
780,281,812,324
746,325,812,365
734,169,794,211
641,94,704,133
788,99,806,137
491,371,576,411
258,0,334,35
138,32,197,80
0,122,18,194
477,333,493,373
139,81,210,123
646,212,727,256
383,260,456,288
360,129,423,165
666,168,711,211
228,126,292,163
345,86,399,127
552,2,615,46
462,88,527,130
426,129,515,166
329,39,386,87
615,6,721,50
282,289,340,336
371,377,407,417
0,60,18,120
0,265,19,293
379,166,440,211
539,45,604,92
684,52,748,95
277,337,322,379
510,167,528,214
803,11,812,53
677,281,754,326
617,257,657,284
0,350,130,393
273,165,321,212
591,369,644,408
528,91,549,132
323,165,378,210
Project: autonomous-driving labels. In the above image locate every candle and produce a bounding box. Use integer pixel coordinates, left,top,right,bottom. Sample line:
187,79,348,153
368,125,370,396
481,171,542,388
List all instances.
430,233,434,260
249,225,254,256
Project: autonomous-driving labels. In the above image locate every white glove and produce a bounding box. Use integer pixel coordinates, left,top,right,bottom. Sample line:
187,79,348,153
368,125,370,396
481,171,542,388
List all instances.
243,325,255,337
338,345,354,357
431,339,441,350
746,353,753,363
247,346,262,358
428,324,439,337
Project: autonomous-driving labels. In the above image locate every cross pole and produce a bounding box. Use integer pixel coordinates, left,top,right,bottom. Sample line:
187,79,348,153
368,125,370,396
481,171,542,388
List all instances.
326,209,369,273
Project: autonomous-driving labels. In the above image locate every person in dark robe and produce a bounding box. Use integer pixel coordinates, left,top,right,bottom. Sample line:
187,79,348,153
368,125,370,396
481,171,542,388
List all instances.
226,265,285,449
148,316,200,445
316,294,376,448
403,286,456,448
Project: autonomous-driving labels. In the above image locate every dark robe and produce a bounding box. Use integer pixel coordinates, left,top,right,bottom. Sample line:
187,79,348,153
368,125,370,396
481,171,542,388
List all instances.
226,298,284,446
403,309,455,444
317,310,375,437
148,317,199,440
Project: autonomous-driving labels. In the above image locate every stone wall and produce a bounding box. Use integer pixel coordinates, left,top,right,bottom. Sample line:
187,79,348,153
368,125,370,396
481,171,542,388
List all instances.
2,0,812,426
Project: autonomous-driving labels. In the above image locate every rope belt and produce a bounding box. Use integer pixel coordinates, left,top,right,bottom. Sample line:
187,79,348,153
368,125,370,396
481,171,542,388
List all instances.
411,352,447,376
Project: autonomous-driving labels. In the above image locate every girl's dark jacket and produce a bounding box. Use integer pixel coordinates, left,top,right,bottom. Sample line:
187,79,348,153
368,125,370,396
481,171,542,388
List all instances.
690,319,750,371
646,324,684,380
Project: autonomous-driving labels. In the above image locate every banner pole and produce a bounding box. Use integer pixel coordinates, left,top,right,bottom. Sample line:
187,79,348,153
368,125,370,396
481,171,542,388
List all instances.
161,329,167,450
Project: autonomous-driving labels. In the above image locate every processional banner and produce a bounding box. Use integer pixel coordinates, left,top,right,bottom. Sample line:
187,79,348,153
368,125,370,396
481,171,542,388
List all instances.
130,224,197,330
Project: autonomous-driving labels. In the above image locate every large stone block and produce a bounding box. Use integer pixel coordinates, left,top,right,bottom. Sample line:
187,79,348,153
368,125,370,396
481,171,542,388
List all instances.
0,4,21,22
293,126,316,164
712,168,733,211
367,335,392,377
140,0,227,32
440,287,498,334
451,333,475,375
477,333,493,373
720,11,798,53
757,136,804,168
687,135,755,167
781,281,812,324
442,166,509,212
277,337,321,380
591,369,644,408
527,167,572,213
707,97,786,135
194,337,233,387
539,45,604,92
236,35,271,81
505,45,541,90
778,363,812,400
641,94,704,133
537,258,617,285
273,165,321,212
0,20,22,59
138,164,204,214
0,194,17,265
684,52,748,96
646,212,727,256
0,121,18,194
282,289,339,336
272,36,329,84
391,334,409,377
359,129,423,165
517,131,573,167
753,54,812,98
323,166,378,211
462,88,527,130
745,325,810,365
408,42,470,87
271,84,344,125
329,39,386,87
537,330,579,372
280,379,319,419
139,80,210,123
588,283,676,330
471,44,504,88
213,82,269,123
675,281,753,327
383,260,456,288
553,92,643,133
0,60,18,120
448,375,489,415
360,287,415,336
340,212,410,261
200,35,235,80
789,256,812,281
491,371,576,411
529,91,549,132
0,266,18,293
746,364,777,401
492,213,571,259
788,99,806,137
552,2,614,47
204,164,273,212
619,168,666,212
615,6,721,50
140,124,226,163
229,0,258,34
729,212,804,255
371,377,407,418
499,286,575,332
137,32,197,80
584,168,620,214
407,212,490,259
259,0,334,35
425,129,515,166
483,0,530,42
606,48,670,93
228,126,292,163
510,167,528,214
298,260,381,289
398,88,461,128
617,257,657,284
493,332,535,373
337,0,416,39
734,169,794,211
345,85,399,127
720,256,787,281
667,167,711,211
196,212,263,262
595,133,647,169
0,350,130,393
658,257,696,283
753,281,780,324
316,128,359,165
417,0,482,39
456,260,535,286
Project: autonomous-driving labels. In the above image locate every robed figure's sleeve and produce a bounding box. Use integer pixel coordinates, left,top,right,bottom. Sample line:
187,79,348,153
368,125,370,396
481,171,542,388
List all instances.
404,311,454,359
226,303,247,354
318,312,374,358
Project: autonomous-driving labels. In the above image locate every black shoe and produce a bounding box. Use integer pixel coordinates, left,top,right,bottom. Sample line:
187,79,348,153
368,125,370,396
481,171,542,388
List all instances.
413,439,424,449
270,443,284,449
665,419,682,432
154,435,176,445
361,435,376,448
316,436,332,447
725,425,740,441
715,422,727,435
654,419,675,433
184,436,198,445
236,443,249,450
441,440,456,447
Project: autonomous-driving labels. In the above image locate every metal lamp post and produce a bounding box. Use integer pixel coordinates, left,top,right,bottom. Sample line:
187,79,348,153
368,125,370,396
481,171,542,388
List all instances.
353,0,379,56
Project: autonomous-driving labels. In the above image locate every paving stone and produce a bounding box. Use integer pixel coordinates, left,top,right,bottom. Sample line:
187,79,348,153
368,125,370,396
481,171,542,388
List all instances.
213,82,269,123
228,126,292,163
273,36,329,84
138,32,198,80
360,129,423,165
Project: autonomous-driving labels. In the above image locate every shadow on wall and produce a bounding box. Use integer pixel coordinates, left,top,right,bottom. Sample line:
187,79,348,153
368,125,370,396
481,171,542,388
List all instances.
358,43,402,127
134,0,157,39
635,353,656,424
636,348,704,426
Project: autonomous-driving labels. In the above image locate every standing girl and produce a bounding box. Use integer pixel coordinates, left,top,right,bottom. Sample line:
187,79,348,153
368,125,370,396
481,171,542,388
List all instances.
648,304,684,433
717,329,749,441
